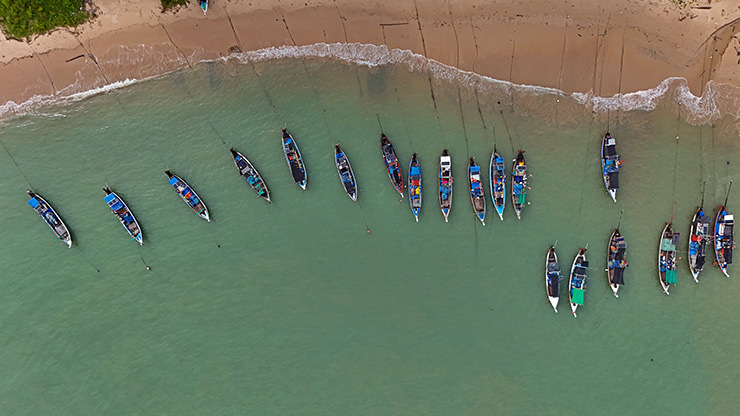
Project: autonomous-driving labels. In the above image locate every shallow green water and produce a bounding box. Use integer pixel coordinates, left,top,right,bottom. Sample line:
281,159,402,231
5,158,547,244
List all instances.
1,54,739,415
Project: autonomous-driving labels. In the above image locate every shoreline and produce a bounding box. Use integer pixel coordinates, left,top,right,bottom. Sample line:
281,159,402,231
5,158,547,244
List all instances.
2,0,740,117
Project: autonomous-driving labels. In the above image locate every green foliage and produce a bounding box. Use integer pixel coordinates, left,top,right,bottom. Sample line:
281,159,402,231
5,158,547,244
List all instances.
0,0,89,40
161,0,189,11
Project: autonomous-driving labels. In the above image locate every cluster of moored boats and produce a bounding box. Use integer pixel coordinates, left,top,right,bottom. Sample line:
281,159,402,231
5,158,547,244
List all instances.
27,128,534,249
543,134,734,317
25,129,734,315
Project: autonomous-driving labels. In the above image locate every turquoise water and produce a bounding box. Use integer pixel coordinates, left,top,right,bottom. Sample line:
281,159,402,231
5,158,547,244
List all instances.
1,52,740,414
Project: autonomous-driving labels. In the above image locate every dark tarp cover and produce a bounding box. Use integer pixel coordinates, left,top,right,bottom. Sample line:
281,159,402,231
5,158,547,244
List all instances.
605,144,617,157
607,171,619,189
695,255,706,269
613,268,625,285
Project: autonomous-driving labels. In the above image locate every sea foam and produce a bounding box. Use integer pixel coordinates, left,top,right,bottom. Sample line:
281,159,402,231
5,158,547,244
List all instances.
3,42,739,126
231,42,740,126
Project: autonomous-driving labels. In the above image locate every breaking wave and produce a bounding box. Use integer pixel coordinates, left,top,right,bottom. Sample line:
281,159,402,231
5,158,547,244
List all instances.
232,42,740,126
0,78,138,121
3,42,740,126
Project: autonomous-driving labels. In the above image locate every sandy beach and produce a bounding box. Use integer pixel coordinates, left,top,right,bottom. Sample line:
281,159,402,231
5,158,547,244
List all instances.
2,0,740,111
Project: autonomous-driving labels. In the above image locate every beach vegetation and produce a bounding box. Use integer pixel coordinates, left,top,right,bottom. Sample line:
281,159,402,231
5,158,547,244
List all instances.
161,0,189,11
0,0,90,40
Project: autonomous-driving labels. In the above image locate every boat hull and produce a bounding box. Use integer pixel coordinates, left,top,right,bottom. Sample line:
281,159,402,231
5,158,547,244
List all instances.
601,133,620,203
688,206,709,282
103,188,143,245
27,191,73,248
545,246,560,313
468,158,486,225
282,129,307,190
511,151,527,220
490,149,506,221
607,229,627,298
165,171,210,222
714,206,733,277
381,135,404,197
408,153,422,222
658,222,678,295
569,248,587,317
335,145,357,202
230,148,271,202
438,151,453,222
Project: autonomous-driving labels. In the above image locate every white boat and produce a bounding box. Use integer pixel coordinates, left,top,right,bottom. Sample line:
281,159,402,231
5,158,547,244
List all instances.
569,247,587,317
607,229,627,298
438,150,453,222
658,222,678,295
688,202,710,282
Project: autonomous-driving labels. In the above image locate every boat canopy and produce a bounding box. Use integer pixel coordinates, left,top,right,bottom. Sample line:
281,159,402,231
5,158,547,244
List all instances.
665,269,677,284
411,166,421,175
571,288,585,305
607,171,619,188
661,238,676,252
470,165,480,173
168,176,179,186
28,197,40,208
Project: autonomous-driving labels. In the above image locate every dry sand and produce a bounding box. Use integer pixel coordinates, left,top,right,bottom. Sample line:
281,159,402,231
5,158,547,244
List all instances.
2,0,740,110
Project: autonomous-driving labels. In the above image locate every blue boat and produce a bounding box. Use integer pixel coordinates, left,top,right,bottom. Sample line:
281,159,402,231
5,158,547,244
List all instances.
714,183,734,277
334,144,357,201
103,187,143,245
282,128,307,190
490,148,506,221
381,134,404,197
408,153,422,221
230,148,271,202
468,157,486,225
165,171,210,222
688,186,709,282
200,0,208,14
511,150,528,220
27,190,72,248
438,149,453,222
601,132,621,202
